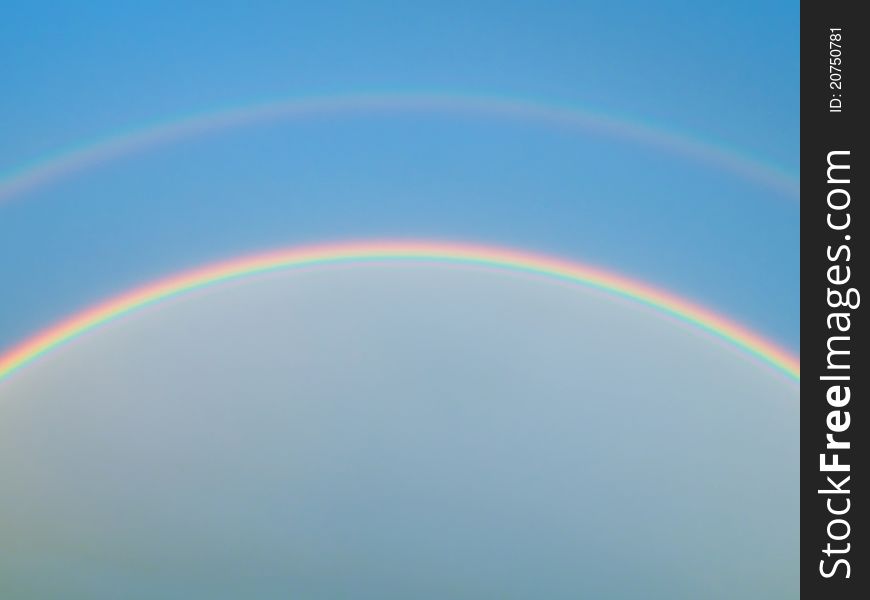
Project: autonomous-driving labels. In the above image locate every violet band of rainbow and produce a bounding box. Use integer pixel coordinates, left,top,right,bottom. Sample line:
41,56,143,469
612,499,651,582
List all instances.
0,241,800,384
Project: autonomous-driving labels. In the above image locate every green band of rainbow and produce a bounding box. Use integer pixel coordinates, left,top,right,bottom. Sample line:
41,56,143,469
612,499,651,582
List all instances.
0,241,800,384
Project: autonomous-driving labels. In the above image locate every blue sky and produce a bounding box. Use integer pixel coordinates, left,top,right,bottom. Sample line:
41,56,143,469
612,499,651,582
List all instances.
0,3,800,596
0,0,799,352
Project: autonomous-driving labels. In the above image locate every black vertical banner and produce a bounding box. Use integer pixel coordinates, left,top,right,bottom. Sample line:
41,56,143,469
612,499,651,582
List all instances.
802,1,867,597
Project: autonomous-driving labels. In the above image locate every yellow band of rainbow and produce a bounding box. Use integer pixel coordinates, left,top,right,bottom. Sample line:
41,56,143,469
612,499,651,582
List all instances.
0,241,800,385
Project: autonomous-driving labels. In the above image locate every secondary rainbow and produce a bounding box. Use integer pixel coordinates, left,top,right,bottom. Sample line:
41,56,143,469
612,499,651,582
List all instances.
0,240,799,384
0,92,798,204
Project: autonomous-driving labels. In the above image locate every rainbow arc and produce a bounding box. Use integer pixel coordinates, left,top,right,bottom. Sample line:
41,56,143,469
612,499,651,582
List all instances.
0,241,800,385
0,92,799,203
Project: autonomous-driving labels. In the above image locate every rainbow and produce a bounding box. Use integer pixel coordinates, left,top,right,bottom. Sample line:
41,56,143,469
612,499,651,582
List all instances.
0,241,799,385
0,92,798,204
